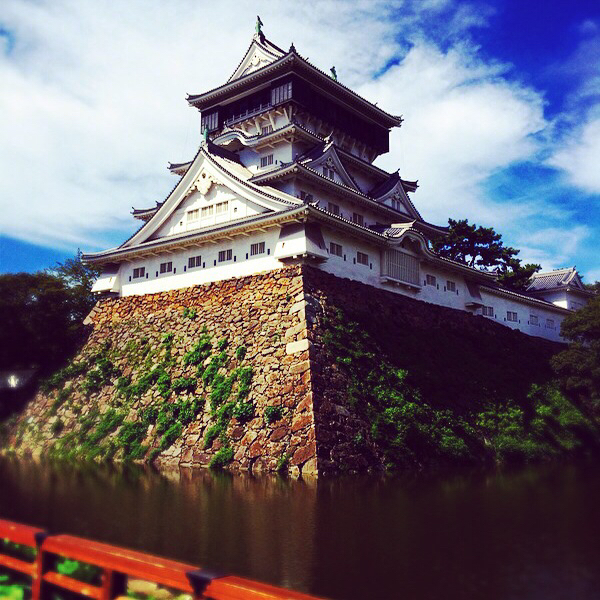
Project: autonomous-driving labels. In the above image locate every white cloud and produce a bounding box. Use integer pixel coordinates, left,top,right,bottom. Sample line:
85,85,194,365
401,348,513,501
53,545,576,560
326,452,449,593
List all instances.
0,0,596,280
547,117,600,194
363,42,546,225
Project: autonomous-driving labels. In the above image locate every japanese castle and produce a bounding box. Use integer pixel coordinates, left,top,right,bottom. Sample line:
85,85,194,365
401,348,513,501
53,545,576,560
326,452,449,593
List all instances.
84,23,592,342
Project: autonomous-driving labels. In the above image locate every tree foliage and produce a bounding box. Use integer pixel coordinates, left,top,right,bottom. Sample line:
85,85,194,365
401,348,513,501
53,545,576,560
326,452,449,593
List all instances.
432,218,540,291
551,295,600,413
0,251,100,372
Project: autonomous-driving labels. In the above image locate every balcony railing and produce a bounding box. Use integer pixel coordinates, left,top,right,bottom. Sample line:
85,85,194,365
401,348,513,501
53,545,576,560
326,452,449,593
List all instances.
381,249,420,287
223,103,273,127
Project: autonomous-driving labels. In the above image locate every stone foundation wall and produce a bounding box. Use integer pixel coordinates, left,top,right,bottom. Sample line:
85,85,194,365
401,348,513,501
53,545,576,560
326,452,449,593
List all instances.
7,265,566,476
9,267,318,476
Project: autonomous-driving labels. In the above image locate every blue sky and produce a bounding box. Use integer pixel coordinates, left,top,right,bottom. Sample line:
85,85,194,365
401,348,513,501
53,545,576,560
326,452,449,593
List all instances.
0,0,599,281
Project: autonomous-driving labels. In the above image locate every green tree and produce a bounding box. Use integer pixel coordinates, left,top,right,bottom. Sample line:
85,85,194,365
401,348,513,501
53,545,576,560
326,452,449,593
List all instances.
432,218,540,291
47,249,102,322
551,295,600,414
0,251,101,372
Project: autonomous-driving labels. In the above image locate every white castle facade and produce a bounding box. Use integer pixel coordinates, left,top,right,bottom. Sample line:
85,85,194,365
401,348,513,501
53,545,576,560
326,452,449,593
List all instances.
84,27,593,343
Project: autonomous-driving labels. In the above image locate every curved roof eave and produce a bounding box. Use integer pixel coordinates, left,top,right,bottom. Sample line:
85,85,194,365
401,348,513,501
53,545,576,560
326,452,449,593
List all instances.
187,52,401,128
83,205,308,264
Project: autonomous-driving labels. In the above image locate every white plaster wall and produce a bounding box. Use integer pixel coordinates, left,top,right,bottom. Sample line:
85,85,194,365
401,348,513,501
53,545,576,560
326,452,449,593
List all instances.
478,289,564,343
119,229,281,296
152,187,267,239
319,228,381,288
239,140,292,174
111,226,570,343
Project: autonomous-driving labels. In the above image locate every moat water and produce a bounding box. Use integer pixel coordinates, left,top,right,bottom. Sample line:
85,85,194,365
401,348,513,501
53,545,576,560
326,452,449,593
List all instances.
0,457,599,600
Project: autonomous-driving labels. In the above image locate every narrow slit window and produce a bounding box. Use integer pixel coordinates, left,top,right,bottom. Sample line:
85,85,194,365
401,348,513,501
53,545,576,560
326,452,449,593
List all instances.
215,201,229,215
352,213,364,226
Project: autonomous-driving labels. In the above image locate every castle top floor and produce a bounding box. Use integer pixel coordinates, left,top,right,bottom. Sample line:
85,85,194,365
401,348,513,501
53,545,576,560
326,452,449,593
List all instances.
187,26,402,162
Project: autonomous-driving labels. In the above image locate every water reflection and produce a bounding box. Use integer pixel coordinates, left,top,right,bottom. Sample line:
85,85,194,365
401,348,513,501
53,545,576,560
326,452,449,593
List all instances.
0,458,599,600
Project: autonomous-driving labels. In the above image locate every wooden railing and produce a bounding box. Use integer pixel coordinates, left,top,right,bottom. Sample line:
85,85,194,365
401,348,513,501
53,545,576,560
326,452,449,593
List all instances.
0,518,321,600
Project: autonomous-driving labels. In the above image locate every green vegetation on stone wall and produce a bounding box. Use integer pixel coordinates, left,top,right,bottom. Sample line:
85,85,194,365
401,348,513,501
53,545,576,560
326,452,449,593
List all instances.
322,307,599,469
19,308,256,467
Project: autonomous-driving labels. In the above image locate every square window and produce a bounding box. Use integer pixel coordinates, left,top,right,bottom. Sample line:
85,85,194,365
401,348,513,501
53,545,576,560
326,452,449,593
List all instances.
352,213,364,226
328,202,340,215
322,166,335,179
215,201,229,215
250,241,265,256
133,267,145,279
188,255,201,269
330,242,343,257
530,315,539,326
218,249,233,262
260,154,274,167
446,280,456,292
357,251,369,266
159,261,172,274
426,274,437,286
482,306,494,317
546,319,555,329
186,209,199,222
507,311,518,322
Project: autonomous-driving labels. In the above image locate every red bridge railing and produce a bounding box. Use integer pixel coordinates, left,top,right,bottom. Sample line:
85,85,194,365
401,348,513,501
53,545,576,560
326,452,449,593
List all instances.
0,518,321,599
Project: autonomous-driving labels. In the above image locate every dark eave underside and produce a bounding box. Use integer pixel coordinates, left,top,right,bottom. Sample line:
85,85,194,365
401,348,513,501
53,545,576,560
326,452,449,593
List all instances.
187,52,401,128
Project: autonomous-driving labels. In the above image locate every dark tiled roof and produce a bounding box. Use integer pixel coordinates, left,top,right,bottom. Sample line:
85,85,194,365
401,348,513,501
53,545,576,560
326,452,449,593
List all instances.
527,268,577,291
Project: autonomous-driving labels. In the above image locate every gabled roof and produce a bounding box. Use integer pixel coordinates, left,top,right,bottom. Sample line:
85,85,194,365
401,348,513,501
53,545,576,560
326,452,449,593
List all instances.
368,171,421,221
122,142,302,250
187,39,402,128
369,171,418,197
228,33,285,82
526,267,594,297
249,156,447,235
527,267,584,291
296,141,361,191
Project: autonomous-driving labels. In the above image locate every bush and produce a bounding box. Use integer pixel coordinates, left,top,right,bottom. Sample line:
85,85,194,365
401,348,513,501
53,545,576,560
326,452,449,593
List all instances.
87,409,124,445
182,307,197,319
264,406,283,424
209,446,234,469
184,335,212,366
235,345,247,361
233,401,253,423
117,421,148,460
158,422,183,451
172,377,197,394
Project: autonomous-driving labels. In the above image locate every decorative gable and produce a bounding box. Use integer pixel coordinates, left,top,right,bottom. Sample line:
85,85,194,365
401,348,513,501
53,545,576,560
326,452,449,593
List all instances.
378,182,419,219
304,145,361,191
228,36,285,82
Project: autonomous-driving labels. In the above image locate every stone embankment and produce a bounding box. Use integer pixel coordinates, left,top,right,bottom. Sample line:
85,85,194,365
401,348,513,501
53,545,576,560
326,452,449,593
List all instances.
9,267,317,476
8,265,580,475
